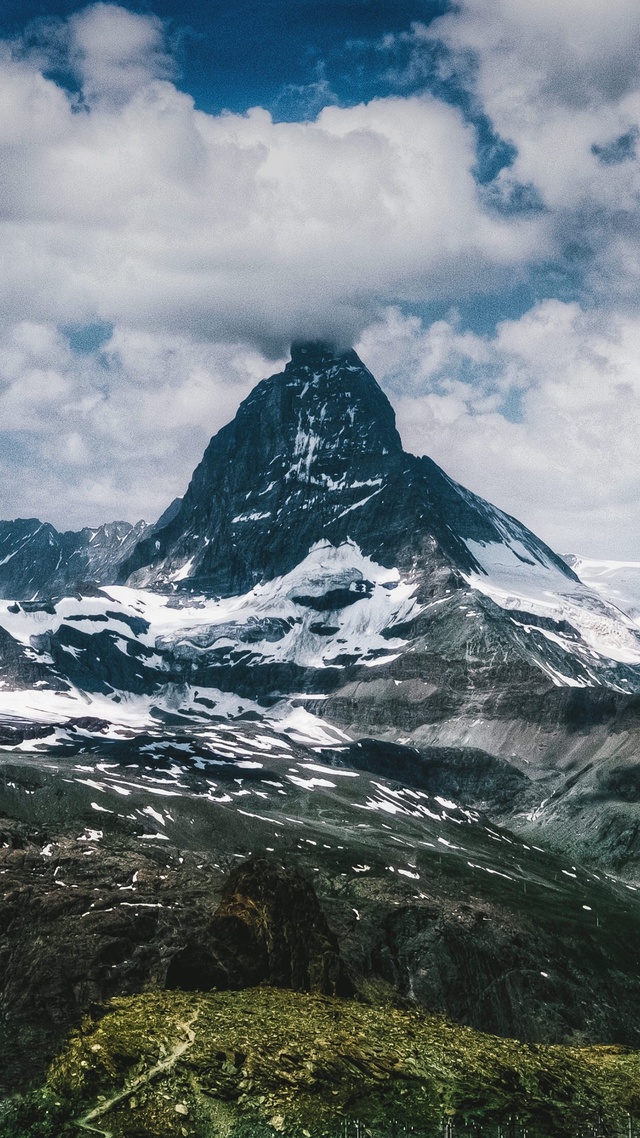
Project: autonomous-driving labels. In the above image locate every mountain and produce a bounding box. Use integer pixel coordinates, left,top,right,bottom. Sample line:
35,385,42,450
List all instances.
0,518,150,600
0,343,638,877
3,342,640,1124
118,342,640,700
121,340,576,594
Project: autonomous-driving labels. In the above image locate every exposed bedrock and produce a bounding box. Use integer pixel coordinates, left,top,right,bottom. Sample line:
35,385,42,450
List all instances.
311,678,640,876
166,856,352,997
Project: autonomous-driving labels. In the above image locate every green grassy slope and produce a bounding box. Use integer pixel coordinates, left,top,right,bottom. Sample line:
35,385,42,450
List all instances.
4,988,640,1138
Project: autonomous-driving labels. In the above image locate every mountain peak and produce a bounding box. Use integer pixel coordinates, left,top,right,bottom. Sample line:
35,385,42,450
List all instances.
286,339,363,373
121,345,406,591
121,345,572,595
288,339,342,367
239,342,404,468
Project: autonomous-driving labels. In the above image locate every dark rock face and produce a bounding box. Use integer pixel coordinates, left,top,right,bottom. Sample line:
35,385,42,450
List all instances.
331,739,530,811
164,945,227,993
369,902,638,1044
31,621,164,696
167,857,352,997
0,518,149,600
0,815,217,1095
122,342,572,594
0,626,62,691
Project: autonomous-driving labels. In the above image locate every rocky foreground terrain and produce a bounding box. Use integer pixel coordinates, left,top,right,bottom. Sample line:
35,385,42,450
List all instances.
1,343,640,1135
2,720,640,1135
8,986,640,1138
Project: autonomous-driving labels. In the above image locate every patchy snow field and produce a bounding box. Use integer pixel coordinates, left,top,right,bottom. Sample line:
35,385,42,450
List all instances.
464,538,640,668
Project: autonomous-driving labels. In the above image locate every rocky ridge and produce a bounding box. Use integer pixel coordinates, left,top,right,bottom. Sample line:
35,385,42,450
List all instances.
8,987,640,1138
0,518,150,600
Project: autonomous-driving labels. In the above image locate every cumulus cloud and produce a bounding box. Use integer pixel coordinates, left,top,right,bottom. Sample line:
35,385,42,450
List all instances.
426,0,640,300
69,3,174,105
358,302,640,559
430,0,640,111
0,321,279,527
1,1,639,558
0,3,542,352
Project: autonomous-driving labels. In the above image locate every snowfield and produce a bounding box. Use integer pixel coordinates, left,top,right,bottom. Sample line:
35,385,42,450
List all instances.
464,538,640,668
566,557,640,627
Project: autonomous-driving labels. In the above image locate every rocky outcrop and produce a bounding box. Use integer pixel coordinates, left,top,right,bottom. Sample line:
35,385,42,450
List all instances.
167,857,352,996
0,518,150,600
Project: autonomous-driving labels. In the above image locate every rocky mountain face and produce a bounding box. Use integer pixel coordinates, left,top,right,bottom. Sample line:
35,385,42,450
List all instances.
0,518,150,600
2,342,640,1128
122,341,574,594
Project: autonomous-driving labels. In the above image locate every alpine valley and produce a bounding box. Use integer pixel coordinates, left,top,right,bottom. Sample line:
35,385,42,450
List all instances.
2,343,640,1138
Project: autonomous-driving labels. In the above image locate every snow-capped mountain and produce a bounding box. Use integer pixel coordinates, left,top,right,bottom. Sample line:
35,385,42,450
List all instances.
114,340,640,691
122,341,575,594
1,341,640,731
0,343,639,875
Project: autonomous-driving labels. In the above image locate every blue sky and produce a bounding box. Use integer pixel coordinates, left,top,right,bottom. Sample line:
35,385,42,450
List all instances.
2,1,445,114
0,0,640,557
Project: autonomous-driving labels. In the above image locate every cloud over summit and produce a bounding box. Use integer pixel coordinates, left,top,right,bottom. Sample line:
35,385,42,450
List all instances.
0,0,639,558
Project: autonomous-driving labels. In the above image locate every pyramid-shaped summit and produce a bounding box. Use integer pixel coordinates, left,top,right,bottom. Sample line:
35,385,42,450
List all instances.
229,339,406,485
121,342,573,595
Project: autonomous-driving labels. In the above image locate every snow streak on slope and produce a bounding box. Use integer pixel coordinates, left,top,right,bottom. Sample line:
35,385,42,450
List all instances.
1,713,622,919
463,538,640,675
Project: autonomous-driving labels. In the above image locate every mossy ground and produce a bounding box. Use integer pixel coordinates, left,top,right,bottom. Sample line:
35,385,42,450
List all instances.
3,988,640,1138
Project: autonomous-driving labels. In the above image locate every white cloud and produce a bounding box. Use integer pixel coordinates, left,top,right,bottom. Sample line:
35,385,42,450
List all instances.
358,303,640,559
430,0,640,110
0,3,545,532
0,4,542,352
427,0,640,295
69,4,174,106
1,0,639,562
0,321,280,528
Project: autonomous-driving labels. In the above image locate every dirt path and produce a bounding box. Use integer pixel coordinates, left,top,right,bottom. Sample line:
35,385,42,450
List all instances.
75,1009,199,1136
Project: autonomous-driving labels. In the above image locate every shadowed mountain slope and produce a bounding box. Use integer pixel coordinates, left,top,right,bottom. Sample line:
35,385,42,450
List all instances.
121,341,575,595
